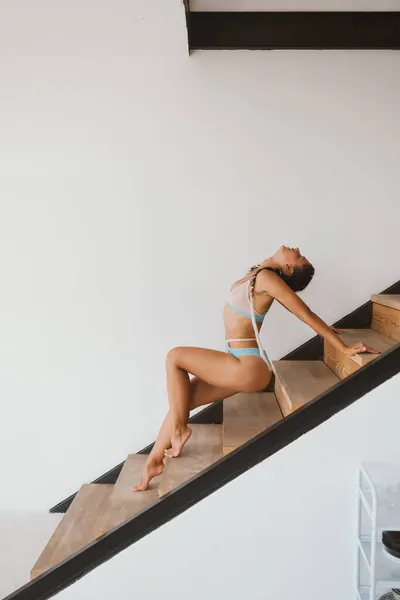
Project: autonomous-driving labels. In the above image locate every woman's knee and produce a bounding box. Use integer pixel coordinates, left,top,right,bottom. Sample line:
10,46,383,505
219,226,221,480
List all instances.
166,346,185,369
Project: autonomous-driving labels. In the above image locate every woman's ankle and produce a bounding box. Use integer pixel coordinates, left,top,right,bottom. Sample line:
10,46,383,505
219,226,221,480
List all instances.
146,454,163,468
171,422,188,436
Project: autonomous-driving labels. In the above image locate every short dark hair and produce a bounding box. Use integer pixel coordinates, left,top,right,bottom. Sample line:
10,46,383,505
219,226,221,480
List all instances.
279,262,315,292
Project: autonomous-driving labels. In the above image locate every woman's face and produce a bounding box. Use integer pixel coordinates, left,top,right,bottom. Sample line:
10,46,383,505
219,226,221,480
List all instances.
275,245,310,269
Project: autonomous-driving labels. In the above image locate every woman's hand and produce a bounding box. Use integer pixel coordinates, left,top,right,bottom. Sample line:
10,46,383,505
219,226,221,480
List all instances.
331,327,381,356
342,342,381,357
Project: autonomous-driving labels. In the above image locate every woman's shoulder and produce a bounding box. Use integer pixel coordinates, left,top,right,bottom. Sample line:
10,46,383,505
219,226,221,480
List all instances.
252,267,284,295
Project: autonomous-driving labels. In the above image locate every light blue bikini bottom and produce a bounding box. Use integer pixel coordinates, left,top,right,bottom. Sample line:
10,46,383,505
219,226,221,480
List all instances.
226,344,261,358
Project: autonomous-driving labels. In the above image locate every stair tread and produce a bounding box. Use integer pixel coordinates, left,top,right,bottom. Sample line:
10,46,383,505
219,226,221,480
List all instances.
336,328,397,366
94,455,160,536
273,360,339,415
223,392,282,454
158,424,222,497
371,294,400,311
31,483,113,579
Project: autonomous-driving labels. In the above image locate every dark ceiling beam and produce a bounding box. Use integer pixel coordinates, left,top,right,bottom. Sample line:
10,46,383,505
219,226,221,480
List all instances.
188,11,400,50
182,0,191,54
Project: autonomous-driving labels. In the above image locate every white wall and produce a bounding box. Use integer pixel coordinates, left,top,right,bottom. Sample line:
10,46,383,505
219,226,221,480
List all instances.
54,373,400,600
0,0,399,511
0,512,62,598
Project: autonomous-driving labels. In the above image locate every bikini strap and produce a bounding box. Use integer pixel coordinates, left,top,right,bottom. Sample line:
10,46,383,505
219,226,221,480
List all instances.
247,267,277,373
226,338,257,343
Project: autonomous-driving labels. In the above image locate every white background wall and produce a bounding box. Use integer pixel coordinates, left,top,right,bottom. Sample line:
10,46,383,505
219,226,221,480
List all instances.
55,373,400,600
0,512,62,599
0,0,399,512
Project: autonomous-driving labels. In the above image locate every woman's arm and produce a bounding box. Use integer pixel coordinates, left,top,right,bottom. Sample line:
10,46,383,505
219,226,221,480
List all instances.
257,270,380,357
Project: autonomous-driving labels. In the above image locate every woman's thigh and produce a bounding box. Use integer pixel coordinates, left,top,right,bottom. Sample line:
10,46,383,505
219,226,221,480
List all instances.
189,376,237,410
167,346,271,393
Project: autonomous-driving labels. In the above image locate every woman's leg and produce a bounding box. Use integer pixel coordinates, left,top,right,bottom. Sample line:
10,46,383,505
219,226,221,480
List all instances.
132,412,172,491
132,377,238,491
165,346,271,458
165,354,193,458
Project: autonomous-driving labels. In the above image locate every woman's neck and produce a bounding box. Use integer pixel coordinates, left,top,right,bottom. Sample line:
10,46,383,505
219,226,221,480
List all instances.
260,257,281,270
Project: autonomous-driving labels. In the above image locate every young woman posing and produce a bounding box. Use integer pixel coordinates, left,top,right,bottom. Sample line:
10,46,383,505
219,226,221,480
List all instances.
133,245,379,491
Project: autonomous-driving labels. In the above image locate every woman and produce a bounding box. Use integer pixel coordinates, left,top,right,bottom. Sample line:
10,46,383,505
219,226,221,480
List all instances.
133,245,379,491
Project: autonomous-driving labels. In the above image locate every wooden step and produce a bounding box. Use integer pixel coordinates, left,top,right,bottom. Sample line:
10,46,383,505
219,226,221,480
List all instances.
324,328,397,379
31,484,113,580
371,294,400,311
371,295,400,342
273,361,339,416
158,424,222,497
94,455,160,537
223,392,282,455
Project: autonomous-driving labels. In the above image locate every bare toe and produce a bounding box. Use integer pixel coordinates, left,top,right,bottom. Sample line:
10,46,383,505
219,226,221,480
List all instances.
164,448,176,459
132,482,148,492
132,461,164,492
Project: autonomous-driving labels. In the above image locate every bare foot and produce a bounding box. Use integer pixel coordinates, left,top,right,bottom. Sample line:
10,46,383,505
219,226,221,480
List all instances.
132,460,164,492
164,426,192,459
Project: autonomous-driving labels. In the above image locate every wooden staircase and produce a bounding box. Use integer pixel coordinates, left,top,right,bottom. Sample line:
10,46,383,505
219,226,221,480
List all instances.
31,294,400,580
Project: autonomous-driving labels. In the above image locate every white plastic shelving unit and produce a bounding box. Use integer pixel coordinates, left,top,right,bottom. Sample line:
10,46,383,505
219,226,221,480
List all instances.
357,464,400,600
